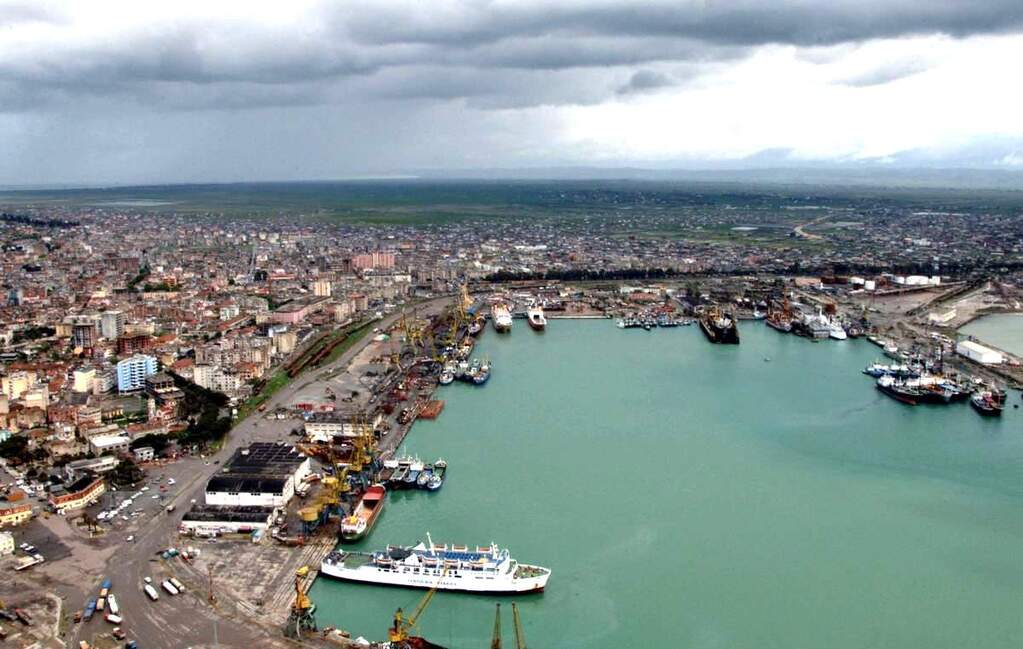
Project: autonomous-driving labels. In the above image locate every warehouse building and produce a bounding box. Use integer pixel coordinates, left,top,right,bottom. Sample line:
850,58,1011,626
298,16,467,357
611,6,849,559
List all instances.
203,442,310,508
179,505,276,537
956,340,1004,365
304,411,384,442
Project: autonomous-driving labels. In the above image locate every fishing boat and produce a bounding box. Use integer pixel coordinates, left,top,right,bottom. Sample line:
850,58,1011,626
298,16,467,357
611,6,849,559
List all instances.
876,375,920,405
321,534,550,594
390,458,411,487
883,342,900,359
438,370,454,385
404,459,424,488
971,389,1005,416
427,460,446,491
472,359,491,385
416,464,434,489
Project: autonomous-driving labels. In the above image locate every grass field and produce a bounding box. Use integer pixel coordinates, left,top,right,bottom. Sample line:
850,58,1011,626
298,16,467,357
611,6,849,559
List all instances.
5,179,1023,226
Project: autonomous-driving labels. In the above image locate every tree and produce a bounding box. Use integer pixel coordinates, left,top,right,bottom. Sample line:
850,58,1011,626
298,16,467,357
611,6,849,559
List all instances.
110,459,144,488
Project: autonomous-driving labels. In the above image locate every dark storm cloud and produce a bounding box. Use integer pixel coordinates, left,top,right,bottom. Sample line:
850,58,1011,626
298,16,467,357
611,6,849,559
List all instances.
617,69,677,95
343,0,1023,48
1,0,1021,114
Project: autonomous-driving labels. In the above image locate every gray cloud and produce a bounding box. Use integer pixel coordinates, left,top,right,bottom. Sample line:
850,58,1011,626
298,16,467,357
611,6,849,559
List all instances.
617,69,677,95
0,1,1020,114
837,60,931,87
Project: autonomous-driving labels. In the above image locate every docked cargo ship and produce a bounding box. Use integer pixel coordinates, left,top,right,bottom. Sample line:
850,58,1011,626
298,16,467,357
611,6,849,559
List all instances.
340,484,386,541
492,304,513,333
527,305,547,331
699,308,740,344
322,536,550,594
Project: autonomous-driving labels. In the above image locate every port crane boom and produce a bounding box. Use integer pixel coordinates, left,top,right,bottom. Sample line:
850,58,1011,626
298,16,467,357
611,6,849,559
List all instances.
389,569,447,643
491,603,502,649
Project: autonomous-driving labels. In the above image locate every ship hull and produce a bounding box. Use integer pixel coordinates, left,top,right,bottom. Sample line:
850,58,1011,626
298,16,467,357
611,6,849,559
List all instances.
876,383,918,406
765,318,791,333
319,562,548,594
341,486,386,541
527,318,545,331
699,316,740,344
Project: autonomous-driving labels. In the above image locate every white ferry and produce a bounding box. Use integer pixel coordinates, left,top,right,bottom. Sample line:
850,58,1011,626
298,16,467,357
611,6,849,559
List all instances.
320,535,550,594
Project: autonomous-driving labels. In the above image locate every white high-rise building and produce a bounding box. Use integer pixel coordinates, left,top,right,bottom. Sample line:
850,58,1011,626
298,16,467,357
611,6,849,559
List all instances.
116,354,157,393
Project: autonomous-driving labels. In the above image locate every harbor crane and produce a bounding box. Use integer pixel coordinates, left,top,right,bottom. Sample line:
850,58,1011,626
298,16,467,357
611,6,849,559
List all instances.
283,567,317,639
491,603,502,649
490,602,528,649
511,602,527,649
389,569,447,644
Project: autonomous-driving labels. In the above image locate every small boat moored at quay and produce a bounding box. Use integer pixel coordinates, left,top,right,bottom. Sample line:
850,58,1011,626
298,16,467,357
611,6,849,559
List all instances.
427,459,447,490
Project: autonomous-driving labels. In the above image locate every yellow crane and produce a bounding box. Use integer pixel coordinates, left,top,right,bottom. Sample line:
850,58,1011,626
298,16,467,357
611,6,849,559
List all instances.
283,567,317,638
388,569,447,643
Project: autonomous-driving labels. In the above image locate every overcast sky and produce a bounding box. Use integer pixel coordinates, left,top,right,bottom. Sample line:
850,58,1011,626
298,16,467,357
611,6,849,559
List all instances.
2,0,1023,185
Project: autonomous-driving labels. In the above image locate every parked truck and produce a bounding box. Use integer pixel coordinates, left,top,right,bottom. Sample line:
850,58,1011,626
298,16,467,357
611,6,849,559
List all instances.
143,584,159,602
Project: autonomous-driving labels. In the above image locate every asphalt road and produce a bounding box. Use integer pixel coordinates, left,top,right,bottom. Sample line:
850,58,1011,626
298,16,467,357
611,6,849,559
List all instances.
67,296,453,649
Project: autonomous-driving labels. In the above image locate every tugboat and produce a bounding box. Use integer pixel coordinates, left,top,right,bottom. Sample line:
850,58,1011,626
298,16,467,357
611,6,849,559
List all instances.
527,304,547,331
971,389,1006,416
699,307,740,344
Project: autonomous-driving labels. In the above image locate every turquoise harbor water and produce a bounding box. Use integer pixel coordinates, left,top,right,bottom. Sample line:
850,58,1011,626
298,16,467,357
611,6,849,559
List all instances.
311,321,1023,648
960,313,1023,357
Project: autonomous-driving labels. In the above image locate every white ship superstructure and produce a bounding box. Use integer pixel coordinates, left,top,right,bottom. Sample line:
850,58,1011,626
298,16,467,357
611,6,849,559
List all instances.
492,304,513,332
321,536,550,594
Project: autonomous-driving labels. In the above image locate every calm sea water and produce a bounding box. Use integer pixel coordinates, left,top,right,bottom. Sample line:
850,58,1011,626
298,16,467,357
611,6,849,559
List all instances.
310,321,1023,649
960,313,1023,357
